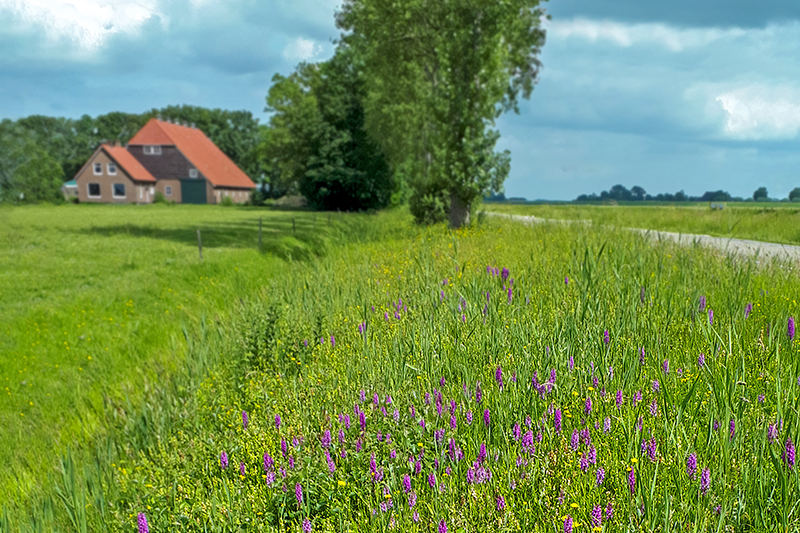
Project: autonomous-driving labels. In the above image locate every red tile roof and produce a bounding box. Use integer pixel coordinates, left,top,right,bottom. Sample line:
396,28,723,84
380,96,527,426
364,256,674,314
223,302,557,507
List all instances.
104,145,156,183
128,118,255,189
128,120,174,146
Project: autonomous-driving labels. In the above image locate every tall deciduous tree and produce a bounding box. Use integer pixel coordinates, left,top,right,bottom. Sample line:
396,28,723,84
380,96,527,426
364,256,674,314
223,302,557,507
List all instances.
0,121,64,203
302,47,393,211
337,0,547,226
263,47,393,211
263,63,324,196
631,185,646,201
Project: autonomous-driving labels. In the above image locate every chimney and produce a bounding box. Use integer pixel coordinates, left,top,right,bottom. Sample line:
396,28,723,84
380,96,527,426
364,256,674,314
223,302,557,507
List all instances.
190,122,196,129
157,114,163,121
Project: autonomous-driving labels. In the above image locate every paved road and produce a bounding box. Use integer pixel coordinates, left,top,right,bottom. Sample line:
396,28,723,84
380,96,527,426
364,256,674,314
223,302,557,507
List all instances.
489,212,800,262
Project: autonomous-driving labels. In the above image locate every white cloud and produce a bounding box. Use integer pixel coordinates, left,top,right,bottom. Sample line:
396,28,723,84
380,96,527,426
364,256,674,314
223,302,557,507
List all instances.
715,86,800,140
548,18,746,51
282,37,321,62
0,0,165,49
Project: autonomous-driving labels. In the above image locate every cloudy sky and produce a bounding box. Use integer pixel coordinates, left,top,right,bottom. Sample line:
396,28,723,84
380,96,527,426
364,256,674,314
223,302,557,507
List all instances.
1,0,799,200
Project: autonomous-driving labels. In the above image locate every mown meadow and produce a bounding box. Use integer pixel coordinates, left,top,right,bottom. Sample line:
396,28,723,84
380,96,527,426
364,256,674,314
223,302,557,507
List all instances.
0,204,388,515
485,203,800,246
3,204,800,532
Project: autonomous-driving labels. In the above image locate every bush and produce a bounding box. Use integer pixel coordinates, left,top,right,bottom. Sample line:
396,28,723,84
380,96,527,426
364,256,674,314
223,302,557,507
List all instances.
221,196,234,207
274,195,308,209
409,184,448,225
249,188,268,206
153,191,167,204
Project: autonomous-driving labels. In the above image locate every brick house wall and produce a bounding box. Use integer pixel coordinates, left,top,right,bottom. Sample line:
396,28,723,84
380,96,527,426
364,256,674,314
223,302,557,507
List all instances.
211,187,251,204
207,179,216,204
156,179,182,203
75,151,151,203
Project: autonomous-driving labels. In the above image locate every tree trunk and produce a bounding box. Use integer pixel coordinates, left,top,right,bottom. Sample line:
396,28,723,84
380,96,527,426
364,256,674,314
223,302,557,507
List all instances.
449,192,470,228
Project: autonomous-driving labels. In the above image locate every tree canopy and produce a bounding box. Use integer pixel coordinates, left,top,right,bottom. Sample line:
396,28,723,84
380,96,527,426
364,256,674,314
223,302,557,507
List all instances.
336,0,547,226
0,120,64,203
262,47,393,211
263,64,323,198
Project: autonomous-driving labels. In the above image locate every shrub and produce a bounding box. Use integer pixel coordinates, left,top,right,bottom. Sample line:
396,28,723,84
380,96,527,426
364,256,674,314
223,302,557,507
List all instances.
409,184,448,225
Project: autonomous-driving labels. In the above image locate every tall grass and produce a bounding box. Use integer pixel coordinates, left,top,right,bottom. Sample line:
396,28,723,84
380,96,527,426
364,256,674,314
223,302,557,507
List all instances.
5,211,798,531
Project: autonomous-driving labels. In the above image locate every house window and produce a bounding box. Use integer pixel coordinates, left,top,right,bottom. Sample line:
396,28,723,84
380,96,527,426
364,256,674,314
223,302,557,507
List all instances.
165,186,172,196
143,145,162,155
107,163,117,175
88,183,101,197
113,183,126,198
189,169,198,178
93,163,102,175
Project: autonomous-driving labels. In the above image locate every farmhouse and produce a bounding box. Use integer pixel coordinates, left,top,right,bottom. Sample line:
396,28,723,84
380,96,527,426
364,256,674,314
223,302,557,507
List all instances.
74,143,157,203
73,118,255,204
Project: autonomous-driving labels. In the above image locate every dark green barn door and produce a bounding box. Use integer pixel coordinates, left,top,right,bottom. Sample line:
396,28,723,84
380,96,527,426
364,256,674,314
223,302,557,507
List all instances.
181,179,207,204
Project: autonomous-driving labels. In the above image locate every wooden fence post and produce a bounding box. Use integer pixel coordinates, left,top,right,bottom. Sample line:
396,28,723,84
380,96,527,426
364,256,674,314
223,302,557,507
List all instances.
197,229,203,261
293,218,296,234
258,217,262,251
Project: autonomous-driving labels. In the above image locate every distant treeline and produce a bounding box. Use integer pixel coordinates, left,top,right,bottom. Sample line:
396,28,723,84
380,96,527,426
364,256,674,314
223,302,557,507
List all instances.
575,184,800,203
0,105,265,203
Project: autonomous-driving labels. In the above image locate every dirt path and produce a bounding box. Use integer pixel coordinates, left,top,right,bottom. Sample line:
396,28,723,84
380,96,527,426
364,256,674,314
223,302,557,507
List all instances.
489,212,800,262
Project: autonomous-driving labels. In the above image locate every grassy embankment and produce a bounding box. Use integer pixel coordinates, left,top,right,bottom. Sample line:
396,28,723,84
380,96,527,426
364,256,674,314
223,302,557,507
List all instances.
0,203,389,511
484,203,800,245
5,205,800,532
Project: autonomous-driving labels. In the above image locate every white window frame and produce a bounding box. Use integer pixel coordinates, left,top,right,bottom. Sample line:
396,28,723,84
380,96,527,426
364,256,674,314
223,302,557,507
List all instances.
139,187,143,199
93,163,102,175
165,186,172,196
112,183,126,198
189,169,198,178
87,183,101,198
143,145,162,155
107,163,117,175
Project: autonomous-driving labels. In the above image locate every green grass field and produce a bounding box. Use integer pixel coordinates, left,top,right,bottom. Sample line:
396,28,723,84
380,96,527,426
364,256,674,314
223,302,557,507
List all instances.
484,203,800,245
0,204,389,507
3,205,800,532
